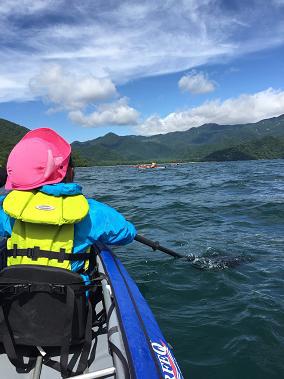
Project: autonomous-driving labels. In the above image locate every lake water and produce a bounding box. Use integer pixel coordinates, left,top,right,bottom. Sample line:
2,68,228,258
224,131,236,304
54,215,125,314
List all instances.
77,159,283,379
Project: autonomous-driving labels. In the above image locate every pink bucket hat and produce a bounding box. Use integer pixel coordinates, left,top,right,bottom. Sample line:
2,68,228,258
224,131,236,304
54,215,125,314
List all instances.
6,128,71,190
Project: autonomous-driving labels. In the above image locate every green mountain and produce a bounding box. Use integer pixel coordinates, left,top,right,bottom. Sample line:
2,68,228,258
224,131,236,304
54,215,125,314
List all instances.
0,119,29,166
1,114,284,166
0,119,88,167
72,114,284,164
72,132,174,165
202,136,284,162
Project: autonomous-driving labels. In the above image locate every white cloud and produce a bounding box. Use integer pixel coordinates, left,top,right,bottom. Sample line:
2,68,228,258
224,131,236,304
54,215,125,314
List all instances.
0,0,57,15
29,64,139,127
69,99,139,127
178,71,216,94
137,88,284,135
30,64,117,111
0,74,33,102
0,0,283,102
272,0,284,5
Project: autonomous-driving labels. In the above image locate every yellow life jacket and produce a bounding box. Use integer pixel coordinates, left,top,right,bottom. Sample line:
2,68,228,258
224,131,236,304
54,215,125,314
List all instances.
3,190,89,270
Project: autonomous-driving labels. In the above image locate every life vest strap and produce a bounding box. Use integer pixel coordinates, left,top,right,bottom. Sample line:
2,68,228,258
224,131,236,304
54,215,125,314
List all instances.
7,246,90,262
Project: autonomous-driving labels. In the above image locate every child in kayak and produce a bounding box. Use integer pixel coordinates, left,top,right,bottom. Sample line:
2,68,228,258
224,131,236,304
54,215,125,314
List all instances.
0,128,136,273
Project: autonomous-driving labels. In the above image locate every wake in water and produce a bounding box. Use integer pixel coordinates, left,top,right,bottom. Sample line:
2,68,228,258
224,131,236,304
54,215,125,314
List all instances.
186,247,252,270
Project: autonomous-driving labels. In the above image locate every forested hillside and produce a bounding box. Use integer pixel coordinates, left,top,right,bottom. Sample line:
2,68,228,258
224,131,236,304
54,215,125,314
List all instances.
202,136,284,161
72,114,284,165
1,114,284,166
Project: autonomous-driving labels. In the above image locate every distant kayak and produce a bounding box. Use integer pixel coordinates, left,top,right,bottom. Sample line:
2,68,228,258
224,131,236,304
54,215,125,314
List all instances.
135,161,167,170
137,165,166,170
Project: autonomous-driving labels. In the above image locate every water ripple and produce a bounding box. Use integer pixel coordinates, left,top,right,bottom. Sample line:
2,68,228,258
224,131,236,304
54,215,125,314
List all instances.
68,160,284,378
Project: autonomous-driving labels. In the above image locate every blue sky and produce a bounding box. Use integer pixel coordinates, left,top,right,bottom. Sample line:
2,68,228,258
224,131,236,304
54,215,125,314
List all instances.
0,0,284,142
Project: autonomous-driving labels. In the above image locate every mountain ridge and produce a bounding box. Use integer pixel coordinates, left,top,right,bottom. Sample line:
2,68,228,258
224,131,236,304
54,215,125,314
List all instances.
71,114,284,164
0,115,284,166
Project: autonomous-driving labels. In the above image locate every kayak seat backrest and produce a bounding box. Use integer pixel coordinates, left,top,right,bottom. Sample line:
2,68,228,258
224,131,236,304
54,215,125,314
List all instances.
0,264,88,347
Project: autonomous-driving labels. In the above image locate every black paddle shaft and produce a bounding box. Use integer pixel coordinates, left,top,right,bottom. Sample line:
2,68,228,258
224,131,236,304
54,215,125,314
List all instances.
134,234,192,260
134,235,245,269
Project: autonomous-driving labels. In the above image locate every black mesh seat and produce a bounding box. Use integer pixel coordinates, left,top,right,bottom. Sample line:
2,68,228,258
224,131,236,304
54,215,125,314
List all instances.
0,265,95,377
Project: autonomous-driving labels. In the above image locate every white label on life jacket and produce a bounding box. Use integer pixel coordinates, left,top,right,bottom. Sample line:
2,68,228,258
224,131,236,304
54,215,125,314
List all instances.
35,205,55,211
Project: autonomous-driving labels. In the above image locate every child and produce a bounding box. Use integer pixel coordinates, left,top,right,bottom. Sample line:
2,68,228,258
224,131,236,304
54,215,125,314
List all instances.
0,128,136,273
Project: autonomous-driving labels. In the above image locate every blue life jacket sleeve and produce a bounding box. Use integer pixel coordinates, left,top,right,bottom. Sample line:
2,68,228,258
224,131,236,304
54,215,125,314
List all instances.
41,183,136,245
86,199,136,245
0,195,13,237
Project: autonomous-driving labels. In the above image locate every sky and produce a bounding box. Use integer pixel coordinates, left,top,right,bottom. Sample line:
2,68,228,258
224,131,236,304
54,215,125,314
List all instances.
0,0,284,142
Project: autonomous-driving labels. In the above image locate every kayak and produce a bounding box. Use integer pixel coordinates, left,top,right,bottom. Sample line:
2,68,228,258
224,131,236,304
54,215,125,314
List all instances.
137,166,166,170
0,242,183,379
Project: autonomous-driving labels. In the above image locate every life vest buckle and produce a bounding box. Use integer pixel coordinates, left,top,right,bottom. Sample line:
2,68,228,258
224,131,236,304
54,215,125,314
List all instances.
58,248,66,263
26,247,39,261
13,244,17,258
